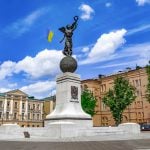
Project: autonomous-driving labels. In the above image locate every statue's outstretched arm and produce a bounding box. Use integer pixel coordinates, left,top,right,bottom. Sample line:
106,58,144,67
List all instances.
71,22,77,31
71,16,78,31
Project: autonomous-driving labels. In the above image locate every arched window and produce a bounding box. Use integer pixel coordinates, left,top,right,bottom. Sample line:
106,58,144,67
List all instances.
123,115,128,122
84,84,88,90
101,116,109,126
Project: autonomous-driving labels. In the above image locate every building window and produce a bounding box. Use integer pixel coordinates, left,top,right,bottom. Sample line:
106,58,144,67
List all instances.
137,101,143,108
104,84,106,91
14,113,17,119
135,80,139,87
28,104,30,110
102,116,108,126
33,114,35,120
33,104,35,110
139,79,141,86
28,113,30,120
6,112,9,119
37,104,40,110
138,112,141,118
7,101,10,107
101,84,106,92
123,115,128,122
84,84,88,90
102,102,107,110
0,101,3,108
22,113,24,120
22,103,25,109
132,80,135,86
37,114,40,120
0,112,2,119
142,112,144,118
14,102,17,108
136,90,140,96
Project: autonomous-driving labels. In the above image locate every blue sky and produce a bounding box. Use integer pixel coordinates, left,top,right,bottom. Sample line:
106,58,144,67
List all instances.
0,0,150,98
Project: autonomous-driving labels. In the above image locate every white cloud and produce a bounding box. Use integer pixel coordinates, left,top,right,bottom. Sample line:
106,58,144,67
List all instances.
82,47,90,53
0,49,63,80
95,42,150,69
0,61,16,80
127,24,150,35
20,80,56,99
15,49,63,78
4,7,48,37
136,0,150,6
105,2,112,7
0,88,12,93
80,29,127,64
79,4,94,20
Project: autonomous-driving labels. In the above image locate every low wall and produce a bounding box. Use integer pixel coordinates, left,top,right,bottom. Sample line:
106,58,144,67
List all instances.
118,123,141,134
0,122,141,140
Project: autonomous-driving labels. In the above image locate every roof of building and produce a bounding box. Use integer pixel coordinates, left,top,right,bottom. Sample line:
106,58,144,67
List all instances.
5,89,28,96
0,93,5,97
101,67,145,79
82,67,146,82
41,95,56,101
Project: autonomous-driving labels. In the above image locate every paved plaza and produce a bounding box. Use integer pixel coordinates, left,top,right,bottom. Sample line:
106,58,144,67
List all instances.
0,132,150,150
0,139,150,150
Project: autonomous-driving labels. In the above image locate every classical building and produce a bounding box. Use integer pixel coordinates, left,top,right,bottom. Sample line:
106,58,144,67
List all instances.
0,90,43,127
81,67,150,126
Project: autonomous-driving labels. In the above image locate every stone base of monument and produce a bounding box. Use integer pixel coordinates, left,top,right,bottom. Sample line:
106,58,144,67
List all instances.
42,72,140,139
45,72,92,128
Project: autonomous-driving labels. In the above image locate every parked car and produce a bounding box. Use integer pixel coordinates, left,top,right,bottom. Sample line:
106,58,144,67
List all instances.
140,124,150,131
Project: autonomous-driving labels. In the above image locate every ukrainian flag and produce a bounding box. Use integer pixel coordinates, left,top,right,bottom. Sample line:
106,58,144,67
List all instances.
47,31,54,42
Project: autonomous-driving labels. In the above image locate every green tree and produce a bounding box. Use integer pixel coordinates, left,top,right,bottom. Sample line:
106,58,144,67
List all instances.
102,76,136,126
81,89,97,116
146,61,150,103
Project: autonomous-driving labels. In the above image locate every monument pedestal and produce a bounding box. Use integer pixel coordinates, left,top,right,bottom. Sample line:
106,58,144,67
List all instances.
45,72,92,127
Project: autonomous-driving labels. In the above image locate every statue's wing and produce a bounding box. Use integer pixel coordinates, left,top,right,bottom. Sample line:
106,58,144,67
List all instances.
59,27,65,33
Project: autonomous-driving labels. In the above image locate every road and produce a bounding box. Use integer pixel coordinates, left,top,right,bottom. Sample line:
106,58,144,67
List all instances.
0,139,150,150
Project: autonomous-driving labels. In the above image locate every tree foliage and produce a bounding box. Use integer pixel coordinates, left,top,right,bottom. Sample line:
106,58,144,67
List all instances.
146,61,150,103
81,89,97,116
102,76,136,126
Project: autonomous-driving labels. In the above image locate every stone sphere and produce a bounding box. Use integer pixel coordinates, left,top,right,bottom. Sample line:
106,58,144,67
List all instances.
60,56,77,73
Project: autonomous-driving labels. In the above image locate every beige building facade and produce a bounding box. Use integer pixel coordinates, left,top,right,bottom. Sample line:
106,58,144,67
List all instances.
0,90,43,127
81,68,150,126
42,96,56,120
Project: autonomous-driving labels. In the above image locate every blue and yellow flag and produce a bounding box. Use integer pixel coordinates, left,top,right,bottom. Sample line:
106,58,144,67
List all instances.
47,31,54,42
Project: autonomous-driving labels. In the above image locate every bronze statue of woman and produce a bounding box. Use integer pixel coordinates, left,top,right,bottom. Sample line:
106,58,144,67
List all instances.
59,16,78,56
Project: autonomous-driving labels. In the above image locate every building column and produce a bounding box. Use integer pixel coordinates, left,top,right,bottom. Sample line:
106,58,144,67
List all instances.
19,97,22,120
25,100,28,120
10,95,14,120
3,95,7,120
50,101,53,113
40,103,43,120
